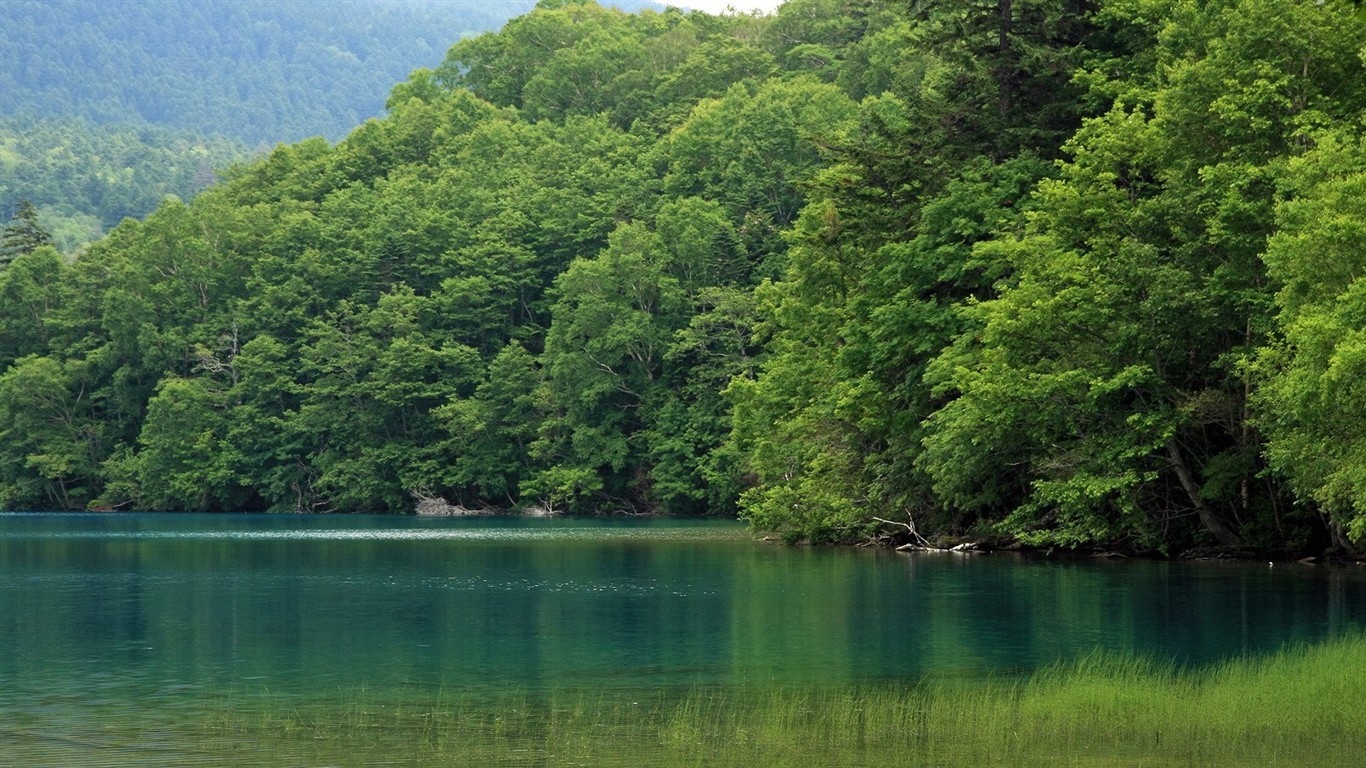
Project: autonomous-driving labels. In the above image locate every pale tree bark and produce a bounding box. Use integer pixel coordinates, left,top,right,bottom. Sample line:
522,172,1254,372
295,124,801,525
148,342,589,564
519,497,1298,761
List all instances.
1167,440,1243,547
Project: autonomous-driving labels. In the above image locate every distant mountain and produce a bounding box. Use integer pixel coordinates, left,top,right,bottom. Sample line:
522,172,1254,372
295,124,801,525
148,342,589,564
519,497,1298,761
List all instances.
0,0,540,145
0,0,555,250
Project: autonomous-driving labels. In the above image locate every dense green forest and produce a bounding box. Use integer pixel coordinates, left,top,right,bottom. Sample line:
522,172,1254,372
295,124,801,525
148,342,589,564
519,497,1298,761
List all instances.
6,0,1366,557
0,118,249,251
0,0,543,144
0,0,548,251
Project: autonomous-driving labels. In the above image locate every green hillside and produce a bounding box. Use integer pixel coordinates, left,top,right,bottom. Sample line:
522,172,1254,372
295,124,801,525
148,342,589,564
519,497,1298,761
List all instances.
0,0,540,144
0,117,248,250
0,0,548,250
4,0,1365,558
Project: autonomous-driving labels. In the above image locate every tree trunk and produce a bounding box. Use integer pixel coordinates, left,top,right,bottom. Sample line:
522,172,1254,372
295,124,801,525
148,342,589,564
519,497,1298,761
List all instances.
1326,516,1358,557
996,0,1014,120
1167,440,1243,547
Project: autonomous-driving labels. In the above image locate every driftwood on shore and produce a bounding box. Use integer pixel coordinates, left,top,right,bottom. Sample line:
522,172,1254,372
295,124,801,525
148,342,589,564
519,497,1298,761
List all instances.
869,515,986,553
895,541,985,554
413,495,497,517
411,490,563,517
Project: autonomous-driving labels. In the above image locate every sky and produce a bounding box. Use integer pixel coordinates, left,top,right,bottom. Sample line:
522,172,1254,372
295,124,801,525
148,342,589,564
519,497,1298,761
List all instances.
671,0,785,14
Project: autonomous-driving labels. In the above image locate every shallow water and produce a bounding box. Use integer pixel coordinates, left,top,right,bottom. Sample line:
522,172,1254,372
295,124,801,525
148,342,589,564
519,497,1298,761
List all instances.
1,513,1364,765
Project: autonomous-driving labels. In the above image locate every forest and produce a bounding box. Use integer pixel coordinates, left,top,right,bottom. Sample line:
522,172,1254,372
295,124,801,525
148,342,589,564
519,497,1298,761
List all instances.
0,118,248,251
0,0,543,252
5,0,1366,557
0,0,544,144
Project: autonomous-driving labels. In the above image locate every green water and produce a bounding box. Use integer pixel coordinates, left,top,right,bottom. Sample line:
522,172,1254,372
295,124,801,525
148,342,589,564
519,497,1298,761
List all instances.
1,513,1364,765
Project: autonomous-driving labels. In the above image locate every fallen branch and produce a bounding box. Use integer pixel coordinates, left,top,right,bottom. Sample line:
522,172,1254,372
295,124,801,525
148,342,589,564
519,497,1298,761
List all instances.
870,515,934,549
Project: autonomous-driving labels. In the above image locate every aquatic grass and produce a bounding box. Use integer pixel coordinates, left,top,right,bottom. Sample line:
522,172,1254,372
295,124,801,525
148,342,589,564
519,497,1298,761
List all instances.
1006,636,1366,763
28,634,1364,766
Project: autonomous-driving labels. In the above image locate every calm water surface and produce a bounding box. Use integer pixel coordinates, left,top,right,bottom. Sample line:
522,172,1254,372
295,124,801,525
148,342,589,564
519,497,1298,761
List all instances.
1,512,1364,764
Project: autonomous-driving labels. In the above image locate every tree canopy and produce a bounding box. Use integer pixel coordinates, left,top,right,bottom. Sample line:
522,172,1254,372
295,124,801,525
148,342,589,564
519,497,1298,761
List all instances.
0,0,560,252
0,0,546,144
7,0,1366,558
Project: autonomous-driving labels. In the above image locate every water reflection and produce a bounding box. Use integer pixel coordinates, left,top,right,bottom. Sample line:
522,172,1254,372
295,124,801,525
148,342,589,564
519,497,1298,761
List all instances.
0,513,1364,706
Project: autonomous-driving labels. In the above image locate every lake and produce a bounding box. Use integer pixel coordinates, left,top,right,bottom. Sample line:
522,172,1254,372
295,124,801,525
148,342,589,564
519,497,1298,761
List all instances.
1,512,1364,765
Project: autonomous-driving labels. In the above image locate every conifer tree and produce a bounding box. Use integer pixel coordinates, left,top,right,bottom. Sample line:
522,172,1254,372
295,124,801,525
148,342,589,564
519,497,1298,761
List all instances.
0,200,54,266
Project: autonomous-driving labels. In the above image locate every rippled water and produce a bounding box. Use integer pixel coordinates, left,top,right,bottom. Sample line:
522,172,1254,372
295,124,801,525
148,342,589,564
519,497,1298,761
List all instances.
2,512,1365,765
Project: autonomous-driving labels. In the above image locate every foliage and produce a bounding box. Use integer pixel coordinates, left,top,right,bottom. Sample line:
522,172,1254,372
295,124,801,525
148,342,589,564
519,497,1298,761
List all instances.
0,0,541,145
1257,132,1366,549
918,0,1366,550
1,0,1363,556
0,0,548,253
0,117,248,253
0,200,54,265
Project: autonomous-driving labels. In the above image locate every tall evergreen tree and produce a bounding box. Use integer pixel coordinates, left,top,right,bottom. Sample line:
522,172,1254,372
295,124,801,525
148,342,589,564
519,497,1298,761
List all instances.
0,201,54,266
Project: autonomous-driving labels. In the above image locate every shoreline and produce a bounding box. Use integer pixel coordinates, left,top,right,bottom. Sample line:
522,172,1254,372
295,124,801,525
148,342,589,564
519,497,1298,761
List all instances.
50,504,1366,564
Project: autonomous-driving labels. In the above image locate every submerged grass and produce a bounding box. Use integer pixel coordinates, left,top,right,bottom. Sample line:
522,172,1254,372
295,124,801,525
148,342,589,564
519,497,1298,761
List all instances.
17,636,1365,766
